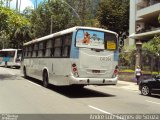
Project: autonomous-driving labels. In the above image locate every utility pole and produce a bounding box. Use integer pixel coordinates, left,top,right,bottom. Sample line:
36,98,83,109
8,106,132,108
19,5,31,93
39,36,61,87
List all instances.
16,0,18,11
34,0,37,9
61,0,82,25
19,0,21,12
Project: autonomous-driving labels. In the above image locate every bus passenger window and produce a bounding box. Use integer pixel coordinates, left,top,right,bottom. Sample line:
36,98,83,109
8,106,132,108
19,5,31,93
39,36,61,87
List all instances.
62,34,72,57
62,47,69,57
46,40,52,57
54,48,61,57
34,44,39,57
42,42,47,57
26,47,29,57
53,37,62,57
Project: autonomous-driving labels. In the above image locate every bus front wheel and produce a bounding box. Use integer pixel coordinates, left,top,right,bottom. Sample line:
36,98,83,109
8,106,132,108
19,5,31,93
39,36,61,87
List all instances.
43,71,48,88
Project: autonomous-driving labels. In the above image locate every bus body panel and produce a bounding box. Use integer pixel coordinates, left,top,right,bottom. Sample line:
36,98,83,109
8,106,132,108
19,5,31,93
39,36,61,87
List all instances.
22,26,118,86
23,58,72,86
77,48,116,78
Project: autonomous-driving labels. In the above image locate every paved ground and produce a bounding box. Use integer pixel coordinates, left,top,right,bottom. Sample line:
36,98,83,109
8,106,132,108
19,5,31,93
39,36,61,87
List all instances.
0,67,160,120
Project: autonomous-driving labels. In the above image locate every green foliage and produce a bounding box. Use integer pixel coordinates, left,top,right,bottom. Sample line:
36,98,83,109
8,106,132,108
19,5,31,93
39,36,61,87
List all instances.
0,6,31,48
97,0,129,33
28,0,100,38
142,35,160,56
119,45,136,68
29,0,74,38
66,0,99,27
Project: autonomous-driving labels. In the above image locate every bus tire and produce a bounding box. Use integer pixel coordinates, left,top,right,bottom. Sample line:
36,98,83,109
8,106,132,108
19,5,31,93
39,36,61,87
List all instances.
43,70,48,88
23,67,27,78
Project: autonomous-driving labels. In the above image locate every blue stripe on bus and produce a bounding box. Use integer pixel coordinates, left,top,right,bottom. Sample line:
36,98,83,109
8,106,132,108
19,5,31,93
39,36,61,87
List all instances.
70,32,79,58
114,51,119,61
3,57,10,62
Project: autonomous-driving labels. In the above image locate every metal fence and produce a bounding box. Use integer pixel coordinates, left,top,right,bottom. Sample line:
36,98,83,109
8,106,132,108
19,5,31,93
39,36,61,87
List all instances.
141,51,160,74
119,50,160,74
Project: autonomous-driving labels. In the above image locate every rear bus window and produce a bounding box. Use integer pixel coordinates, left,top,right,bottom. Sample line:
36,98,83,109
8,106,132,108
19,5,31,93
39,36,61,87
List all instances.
76,29,104,49
105,33,117,50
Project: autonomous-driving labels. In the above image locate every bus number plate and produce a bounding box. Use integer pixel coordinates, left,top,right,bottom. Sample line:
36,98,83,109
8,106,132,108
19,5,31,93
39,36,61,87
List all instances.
92,70,100,73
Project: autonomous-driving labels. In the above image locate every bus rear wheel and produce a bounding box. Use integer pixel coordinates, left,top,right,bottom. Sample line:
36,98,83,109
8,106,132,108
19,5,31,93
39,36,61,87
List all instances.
43,71,48,88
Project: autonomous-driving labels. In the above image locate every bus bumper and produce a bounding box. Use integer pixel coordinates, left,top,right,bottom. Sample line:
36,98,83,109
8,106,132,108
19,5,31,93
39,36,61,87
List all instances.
69,75,118,85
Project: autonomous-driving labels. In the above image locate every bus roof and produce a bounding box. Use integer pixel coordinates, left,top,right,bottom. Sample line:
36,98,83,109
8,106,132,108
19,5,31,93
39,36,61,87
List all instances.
23,26,118,46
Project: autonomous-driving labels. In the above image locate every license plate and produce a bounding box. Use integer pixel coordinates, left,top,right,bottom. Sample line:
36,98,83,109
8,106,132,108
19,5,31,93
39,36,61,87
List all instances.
92,70,100,73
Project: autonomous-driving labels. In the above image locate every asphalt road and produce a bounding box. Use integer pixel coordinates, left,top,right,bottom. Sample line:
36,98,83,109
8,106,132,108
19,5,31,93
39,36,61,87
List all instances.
0,67,160,120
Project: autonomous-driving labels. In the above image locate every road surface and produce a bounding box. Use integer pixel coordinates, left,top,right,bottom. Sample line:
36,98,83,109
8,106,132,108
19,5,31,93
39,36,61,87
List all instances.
0,67,160,120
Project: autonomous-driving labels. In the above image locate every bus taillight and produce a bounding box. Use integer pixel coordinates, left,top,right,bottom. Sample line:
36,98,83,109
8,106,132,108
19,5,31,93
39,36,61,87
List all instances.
114,69,118,75
72,63,76,67
113,65,118,77
72,63,79,77
73,68,77,72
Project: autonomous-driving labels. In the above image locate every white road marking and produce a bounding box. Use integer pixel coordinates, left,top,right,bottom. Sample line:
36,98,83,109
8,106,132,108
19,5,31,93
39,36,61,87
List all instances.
146,100,160,105
27,81,42,87
88,105,124,120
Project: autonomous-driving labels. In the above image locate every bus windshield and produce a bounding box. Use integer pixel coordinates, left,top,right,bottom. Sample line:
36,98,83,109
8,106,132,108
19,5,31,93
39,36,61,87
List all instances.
0,51,15,57
76,29,117,50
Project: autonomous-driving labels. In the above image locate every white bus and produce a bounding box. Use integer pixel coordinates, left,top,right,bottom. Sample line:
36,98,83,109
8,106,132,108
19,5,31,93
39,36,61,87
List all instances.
0,49,22,68
22,26,119,88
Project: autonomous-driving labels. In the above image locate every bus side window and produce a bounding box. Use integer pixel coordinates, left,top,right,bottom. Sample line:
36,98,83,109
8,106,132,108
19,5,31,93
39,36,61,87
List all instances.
38,42,43,57
29,45,33,57
34,43,39,57
62,33,72,57
31,44,34,57
42,41,47,57
26,47,29,57
53,37,62,57
46,39,52,57
23,47,26,58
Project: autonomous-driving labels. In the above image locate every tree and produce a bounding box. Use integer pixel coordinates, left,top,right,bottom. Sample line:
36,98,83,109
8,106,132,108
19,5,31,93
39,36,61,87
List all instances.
0,6,31,48
97,0,129,33
29,0,75,38
66,0,99,26
119,45,136,68
142,36,160,72
142,36,160,56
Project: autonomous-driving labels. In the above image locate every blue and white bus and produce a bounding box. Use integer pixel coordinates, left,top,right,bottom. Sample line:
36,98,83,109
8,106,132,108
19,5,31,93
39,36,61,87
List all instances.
0,49,22,68
22,26,119,88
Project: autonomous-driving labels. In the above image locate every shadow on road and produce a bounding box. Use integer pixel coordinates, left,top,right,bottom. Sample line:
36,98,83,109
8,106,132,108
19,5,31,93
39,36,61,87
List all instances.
0,74,17,80
49,85,116,98
150,94,160,99
25,77,116,98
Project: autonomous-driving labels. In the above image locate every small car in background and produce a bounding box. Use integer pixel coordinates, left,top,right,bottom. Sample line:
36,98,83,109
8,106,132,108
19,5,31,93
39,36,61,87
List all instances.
139,75,160,96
